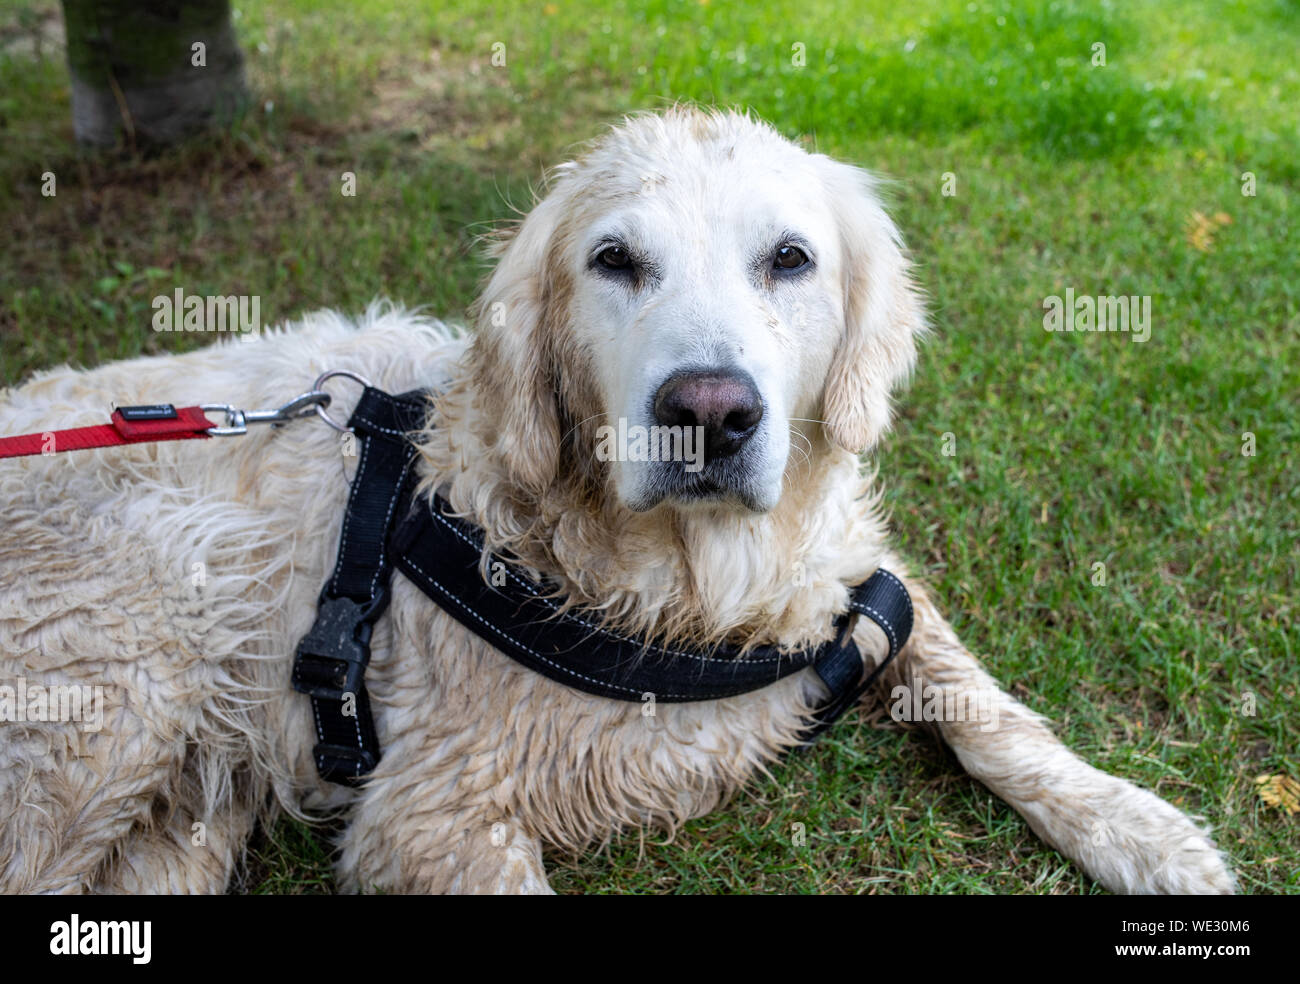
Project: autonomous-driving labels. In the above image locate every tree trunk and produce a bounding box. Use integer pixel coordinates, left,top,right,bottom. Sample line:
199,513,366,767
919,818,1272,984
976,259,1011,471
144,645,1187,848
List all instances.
61,0,248,147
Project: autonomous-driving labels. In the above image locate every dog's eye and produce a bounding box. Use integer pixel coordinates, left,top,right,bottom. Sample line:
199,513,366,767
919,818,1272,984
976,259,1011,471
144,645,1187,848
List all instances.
596,245,633,270
773,244,810,271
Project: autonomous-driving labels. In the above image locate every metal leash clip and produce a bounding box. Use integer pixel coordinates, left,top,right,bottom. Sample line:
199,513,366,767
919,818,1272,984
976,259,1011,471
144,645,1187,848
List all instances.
201,390,332,437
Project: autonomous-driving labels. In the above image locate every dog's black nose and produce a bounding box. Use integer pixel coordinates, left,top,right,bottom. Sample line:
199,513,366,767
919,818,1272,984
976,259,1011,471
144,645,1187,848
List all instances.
653,369,763,460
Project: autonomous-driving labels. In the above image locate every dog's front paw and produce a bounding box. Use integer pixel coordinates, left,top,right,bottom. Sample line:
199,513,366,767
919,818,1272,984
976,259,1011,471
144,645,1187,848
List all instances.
1082,778,1236,895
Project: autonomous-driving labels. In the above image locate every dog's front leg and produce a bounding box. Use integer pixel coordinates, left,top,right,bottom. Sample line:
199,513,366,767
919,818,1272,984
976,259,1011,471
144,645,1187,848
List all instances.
860,567,1235,895
337,781,553,895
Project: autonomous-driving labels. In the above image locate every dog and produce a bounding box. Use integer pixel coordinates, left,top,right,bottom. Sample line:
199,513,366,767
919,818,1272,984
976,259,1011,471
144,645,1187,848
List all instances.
0,108,1234,894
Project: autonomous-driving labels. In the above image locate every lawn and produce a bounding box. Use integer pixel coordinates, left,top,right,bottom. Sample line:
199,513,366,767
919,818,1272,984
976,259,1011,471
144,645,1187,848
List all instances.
0,0,1295,894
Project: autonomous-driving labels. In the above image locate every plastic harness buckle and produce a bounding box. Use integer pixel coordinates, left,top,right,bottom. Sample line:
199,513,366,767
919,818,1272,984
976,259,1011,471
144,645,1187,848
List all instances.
292,596,382,702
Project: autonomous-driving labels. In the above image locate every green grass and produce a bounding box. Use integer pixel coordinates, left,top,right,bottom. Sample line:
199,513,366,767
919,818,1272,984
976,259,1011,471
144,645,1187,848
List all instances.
1,0,1296,894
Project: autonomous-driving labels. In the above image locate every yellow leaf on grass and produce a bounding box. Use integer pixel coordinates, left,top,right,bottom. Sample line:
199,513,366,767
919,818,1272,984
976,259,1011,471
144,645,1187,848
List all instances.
1186,210,1232,253
1254,774,1300,815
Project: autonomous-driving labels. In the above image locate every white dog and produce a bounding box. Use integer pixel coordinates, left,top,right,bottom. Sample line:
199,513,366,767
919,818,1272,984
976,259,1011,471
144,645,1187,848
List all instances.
0,108,1233,894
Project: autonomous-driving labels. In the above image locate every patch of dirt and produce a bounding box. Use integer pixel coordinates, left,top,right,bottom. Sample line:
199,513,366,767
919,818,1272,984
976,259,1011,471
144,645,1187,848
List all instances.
354,41,618,175
0,1,64,60
364,48,515,144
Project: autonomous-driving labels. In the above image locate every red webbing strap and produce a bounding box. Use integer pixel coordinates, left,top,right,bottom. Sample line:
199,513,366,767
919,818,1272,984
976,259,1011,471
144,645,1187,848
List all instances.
0,406,213,458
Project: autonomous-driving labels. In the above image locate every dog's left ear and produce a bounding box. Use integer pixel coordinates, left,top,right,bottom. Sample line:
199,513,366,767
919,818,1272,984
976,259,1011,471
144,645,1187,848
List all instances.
818,159,927,455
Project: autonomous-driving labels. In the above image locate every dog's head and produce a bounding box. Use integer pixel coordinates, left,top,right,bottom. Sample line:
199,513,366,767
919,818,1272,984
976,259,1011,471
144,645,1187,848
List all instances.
469,108,925,513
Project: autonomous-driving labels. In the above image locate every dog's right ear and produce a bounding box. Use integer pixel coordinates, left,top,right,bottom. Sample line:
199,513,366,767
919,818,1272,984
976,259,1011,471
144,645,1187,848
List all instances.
468,184,575,497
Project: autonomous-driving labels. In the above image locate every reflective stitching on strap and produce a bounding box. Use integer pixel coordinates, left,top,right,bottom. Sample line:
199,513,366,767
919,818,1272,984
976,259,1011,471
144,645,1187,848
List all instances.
425,506,815,667
399,554,730,701
329,436,371,596
350,695,364,767
856,602,898,654
368,455,416,598
310,698,324,744
873,568,913,621
350,413,413,439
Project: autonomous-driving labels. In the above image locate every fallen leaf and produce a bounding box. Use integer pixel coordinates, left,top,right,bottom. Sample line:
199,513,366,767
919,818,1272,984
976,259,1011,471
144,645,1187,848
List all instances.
1186,209,1232,252
1254,773,1300,815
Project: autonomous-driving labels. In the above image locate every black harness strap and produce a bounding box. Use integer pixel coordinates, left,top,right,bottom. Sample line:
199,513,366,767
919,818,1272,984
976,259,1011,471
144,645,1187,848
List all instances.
798,567,913,743
389,497,912,710
293,385,915,785
291,387,427,784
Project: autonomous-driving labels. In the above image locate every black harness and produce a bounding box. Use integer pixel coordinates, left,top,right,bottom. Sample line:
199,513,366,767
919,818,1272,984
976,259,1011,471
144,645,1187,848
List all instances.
292,386,914,785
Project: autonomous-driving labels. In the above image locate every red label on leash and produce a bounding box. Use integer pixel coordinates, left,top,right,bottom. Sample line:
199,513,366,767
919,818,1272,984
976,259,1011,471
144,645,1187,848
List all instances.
111,405,212,439
0,405,213,458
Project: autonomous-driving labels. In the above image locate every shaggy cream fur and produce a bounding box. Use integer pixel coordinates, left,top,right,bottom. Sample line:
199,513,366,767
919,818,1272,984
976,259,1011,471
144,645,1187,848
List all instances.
0,109,1233,894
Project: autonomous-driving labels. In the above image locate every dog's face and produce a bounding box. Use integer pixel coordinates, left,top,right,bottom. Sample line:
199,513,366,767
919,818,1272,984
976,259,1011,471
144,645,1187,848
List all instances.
567,139,847,512
471,109,925,513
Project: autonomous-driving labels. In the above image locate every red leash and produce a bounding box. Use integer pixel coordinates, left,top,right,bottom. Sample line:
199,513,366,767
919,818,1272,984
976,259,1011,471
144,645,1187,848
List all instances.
0,385,341,460
0,405,214,458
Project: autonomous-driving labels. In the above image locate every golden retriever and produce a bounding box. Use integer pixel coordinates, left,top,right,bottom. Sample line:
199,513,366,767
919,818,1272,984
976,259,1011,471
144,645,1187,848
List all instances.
0,108,1233,893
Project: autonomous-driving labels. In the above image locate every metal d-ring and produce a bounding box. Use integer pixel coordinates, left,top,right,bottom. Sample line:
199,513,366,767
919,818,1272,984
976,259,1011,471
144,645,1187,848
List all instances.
312,369,373,432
